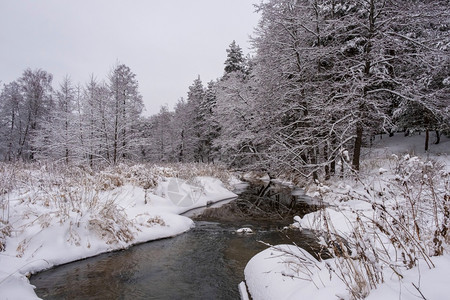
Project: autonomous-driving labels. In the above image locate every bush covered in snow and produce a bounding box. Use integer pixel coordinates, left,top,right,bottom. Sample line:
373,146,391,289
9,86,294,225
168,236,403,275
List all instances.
257,154,449,299
0,161,233,251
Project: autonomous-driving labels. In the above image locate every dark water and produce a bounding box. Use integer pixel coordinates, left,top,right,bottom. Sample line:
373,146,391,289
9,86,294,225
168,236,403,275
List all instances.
31,181,321,299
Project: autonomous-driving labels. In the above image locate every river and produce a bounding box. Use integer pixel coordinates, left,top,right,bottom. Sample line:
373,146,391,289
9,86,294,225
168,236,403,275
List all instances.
31,181,322,299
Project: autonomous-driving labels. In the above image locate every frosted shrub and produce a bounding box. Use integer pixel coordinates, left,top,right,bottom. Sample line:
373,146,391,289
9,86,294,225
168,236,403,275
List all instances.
165,162,232,188
386,155,449,258
88,199,135,245
0,220,11,251
304,155,449,299
0,163,19,251
316,209,383,299
0,161,232,252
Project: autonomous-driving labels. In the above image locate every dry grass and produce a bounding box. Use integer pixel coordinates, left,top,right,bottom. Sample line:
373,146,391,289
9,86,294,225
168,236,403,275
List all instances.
88,199,135,245
290,154,449,299
0,161,233,251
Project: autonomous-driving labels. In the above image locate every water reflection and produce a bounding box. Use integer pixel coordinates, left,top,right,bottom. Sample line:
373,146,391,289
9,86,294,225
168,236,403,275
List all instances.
196,180,321,224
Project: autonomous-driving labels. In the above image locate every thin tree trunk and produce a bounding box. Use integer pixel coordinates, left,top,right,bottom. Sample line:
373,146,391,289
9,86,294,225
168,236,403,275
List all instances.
311,147,318,181
122,93,127,159
65,119,69,164
435,130,440,145
179,129,184,162
324,141,330,180
352,123,363,171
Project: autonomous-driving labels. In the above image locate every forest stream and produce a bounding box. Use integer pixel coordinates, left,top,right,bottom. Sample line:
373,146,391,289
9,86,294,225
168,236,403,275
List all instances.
31,181,323,299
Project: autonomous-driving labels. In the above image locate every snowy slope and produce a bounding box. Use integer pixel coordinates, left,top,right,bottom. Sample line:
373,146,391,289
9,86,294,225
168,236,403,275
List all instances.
244,133,449,299
0,172,236,299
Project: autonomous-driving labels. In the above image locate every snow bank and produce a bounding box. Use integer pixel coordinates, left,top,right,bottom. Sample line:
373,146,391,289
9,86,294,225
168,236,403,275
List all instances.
0,165,236,300
245,244,347,300
244,134,450,299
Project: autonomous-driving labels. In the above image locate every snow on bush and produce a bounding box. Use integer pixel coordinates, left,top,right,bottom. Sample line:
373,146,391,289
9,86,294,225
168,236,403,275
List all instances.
313,155,449,298
0,161,234,257
248,154,449,299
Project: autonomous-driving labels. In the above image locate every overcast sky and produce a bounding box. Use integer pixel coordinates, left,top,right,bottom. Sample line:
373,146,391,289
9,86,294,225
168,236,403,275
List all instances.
0,0,260,116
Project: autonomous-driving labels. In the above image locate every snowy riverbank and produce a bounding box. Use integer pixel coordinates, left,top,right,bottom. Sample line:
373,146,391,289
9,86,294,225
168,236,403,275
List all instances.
0,164,237,299
244,133,449,299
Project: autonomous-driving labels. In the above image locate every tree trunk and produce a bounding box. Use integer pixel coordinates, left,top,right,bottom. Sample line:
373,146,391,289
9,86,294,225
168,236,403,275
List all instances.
352,123,363,171
324,142,330,180
330,132,336,176
310,147,318,181
425,128,429,152
179,129,184,162
122,93,127,160
113,114,118,165
435,130,440,145
65,119,69,164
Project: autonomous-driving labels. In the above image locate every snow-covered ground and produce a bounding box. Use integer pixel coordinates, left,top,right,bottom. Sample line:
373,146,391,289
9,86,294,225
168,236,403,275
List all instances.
0,164,236,299
244,133,449,299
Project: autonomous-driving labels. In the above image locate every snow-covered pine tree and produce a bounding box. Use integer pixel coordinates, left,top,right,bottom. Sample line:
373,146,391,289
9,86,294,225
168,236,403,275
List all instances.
224,40,247,75
183,76,205,162
172,97,188,162
199,80,221,163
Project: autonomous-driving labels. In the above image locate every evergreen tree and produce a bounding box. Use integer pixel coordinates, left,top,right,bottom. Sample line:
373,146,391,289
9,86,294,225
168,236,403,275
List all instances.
224,40,246,75
200,80,221,162
183,76,205,162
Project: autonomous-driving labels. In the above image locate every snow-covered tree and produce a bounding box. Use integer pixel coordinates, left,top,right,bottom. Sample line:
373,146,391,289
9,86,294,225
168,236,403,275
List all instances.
246,0,449,177
143,105,176,162
172,98,189,162
214,72,263,167
33,76,78,162
199,80,221,162
177,76,205,162
224,40,247,75
108,64,144,164
17,69,53,160
0,81,24,161
56,76,76,163
249,0,349,177
389,1,450,150
81,76,105,166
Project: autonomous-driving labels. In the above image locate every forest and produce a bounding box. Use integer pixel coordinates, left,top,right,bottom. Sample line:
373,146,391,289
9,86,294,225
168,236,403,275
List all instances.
0,0,449,180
